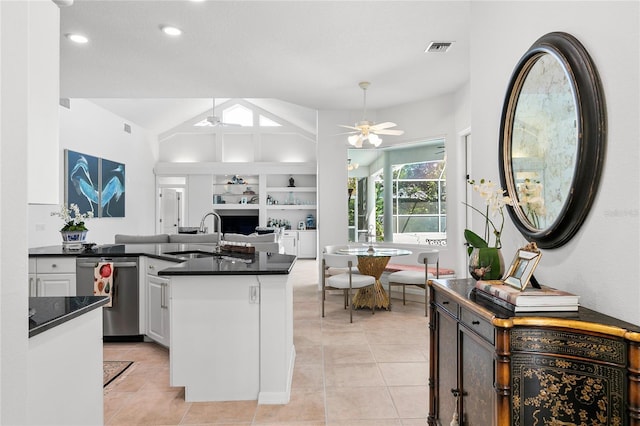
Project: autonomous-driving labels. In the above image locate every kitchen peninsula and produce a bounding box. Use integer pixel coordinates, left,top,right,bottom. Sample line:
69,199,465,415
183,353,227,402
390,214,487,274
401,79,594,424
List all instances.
28,296,109,426
29,244,297,404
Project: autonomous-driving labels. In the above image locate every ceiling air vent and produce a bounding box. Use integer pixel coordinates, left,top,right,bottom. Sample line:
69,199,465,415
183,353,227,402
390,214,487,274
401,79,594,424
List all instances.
425,41,453,53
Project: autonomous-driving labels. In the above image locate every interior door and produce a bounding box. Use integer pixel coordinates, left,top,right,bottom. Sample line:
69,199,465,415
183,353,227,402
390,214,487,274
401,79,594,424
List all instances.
160,188,179,234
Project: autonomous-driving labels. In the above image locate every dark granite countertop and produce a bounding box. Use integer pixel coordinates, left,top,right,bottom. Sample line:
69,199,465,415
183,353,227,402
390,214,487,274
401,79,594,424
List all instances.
29,296,110,338
158,251,296,276
29,243,218,260
29,243,296,275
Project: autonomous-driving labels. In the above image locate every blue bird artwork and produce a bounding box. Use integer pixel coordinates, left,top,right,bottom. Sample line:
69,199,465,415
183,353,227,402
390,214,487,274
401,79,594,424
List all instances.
67,151,99,216
100,159,125,217
65,150,125,218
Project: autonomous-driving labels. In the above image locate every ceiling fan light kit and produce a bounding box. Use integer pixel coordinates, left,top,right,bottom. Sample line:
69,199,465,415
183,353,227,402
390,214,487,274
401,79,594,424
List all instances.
340,82,404,148
194,98,240,128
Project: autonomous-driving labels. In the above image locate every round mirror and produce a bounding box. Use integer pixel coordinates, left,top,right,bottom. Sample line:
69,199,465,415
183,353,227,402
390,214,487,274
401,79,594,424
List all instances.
499,32,606,248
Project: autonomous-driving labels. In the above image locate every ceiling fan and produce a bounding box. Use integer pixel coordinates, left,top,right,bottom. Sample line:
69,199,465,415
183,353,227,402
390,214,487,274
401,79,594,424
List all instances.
339,82,404,148
195,98,239,127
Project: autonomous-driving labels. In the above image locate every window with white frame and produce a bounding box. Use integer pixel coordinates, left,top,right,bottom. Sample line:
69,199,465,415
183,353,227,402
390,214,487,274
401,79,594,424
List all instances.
390,160,446,244
348,140,447,245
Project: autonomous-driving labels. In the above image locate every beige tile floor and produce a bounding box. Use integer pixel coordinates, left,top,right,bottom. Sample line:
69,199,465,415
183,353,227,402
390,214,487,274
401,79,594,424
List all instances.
103,259,429,425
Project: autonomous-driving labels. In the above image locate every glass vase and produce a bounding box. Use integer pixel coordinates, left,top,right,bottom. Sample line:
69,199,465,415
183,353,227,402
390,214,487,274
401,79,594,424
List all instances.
468,247,505,281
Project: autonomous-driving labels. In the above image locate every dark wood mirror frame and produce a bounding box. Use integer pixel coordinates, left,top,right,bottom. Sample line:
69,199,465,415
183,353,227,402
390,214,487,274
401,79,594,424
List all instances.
499,32,607,249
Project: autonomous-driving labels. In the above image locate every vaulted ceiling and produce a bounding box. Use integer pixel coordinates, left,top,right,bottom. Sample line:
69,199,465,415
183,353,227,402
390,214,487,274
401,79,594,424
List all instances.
60,1,471,134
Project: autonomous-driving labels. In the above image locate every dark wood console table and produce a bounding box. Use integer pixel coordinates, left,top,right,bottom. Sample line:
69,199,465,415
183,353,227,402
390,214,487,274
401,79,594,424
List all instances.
428,278,640,425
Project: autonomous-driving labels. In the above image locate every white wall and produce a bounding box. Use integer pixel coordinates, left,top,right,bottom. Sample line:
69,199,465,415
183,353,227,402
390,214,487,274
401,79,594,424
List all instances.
1,2,32,423
470,1,640,323
28,99,158,247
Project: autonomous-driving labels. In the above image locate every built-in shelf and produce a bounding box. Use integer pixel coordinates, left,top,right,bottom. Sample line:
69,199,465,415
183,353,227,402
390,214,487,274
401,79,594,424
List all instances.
212,204,260,210
267,187,315,192
156,164,317,232
266,205,317,210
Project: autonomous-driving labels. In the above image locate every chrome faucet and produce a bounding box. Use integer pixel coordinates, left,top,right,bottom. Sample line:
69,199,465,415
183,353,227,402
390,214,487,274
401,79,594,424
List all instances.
199,211,222,246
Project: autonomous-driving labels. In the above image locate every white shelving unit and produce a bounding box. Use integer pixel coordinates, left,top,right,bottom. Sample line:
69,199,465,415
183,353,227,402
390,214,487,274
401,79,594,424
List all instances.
265,174,317,232
212,174,260,208
156,162,318,257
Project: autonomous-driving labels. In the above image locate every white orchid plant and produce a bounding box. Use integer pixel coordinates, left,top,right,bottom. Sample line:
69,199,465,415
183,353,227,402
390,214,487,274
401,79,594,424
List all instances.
517,178,545,229
463,179,512,252
51,203,93,232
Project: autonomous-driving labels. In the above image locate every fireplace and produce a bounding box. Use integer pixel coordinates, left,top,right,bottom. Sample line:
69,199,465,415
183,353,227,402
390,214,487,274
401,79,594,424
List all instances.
220,215,259,235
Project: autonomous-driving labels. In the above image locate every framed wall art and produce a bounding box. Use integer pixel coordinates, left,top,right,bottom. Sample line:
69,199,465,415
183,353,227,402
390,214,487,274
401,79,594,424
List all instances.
65,149,126,218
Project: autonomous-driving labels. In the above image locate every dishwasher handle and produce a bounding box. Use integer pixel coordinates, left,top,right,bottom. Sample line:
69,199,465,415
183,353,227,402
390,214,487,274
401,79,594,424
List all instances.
76,260,138,268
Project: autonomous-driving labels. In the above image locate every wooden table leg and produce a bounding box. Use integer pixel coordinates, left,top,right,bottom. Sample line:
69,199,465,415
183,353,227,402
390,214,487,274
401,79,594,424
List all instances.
352,256,390,310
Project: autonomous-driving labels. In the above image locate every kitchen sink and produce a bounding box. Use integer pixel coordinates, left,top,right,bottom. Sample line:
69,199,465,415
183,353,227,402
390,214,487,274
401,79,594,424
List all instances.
166,251,218,260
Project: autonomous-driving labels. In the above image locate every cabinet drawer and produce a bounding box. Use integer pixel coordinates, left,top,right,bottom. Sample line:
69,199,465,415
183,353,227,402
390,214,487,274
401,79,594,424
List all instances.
36,257,76,274
145,257,178,277
461,308,494,344
434,291,459,318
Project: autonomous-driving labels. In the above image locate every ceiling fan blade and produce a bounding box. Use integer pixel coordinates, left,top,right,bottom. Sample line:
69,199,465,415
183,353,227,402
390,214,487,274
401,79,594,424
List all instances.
370,121,397,130
374,129,404,136
338,124,360,131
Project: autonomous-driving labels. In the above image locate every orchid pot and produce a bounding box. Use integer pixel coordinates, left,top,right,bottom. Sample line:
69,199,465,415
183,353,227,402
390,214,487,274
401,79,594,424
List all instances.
468,247,505,281
60,230,88,243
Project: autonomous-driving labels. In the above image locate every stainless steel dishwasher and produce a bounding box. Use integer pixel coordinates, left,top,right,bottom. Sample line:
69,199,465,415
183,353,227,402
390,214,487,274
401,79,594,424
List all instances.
76,256,141,340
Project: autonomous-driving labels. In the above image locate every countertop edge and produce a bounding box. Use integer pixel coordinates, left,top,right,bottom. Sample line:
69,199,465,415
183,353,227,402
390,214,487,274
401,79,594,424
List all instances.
29,296,110,338
29,244,296,275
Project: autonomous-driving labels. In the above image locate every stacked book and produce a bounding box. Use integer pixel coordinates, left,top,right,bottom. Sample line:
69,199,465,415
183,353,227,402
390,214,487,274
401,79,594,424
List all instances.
473,280,580,312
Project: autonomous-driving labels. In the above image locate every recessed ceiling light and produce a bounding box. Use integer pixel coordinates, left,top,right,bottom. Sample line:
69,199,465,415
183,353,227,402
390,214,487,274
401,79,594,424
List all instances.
160,25,182,36
65,33,89,44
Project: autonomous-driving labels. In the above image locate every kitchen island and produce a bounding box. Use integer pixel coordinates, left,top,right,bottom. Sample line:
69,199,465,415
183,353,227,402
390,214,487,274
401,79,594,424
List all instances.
29,244,297,404
159,252,296,403
28,296,109,425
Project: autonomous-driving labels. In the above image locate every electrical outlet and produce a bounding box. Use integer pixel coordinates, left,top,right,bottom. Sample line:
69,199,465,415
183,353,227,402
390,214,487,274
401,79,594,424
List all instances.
35,223,45,232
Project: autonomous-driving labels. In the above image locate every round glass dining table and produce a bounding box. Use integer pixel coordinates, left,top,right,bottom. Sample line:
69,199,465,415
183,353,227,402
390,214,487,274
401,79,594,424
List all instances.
337,247,412,310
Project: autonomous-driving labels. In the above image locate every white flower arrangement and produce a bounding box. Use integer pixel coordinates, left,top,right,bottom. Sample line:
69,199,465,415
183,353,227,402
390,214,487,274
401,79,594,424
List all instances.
51,203,93,232
463,179,513,249
517,178,546,228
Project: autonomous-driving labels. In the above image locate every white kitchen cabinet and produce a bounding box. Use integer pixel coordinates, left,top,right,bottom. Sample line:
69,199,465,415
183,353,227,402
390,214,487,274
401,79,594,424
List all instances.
281,230,298,256
145,257,175,347
170,274,261,402
29,257,76,297
281,230,317,259
26,1,60,204
297,230,317,259
28,303,103,425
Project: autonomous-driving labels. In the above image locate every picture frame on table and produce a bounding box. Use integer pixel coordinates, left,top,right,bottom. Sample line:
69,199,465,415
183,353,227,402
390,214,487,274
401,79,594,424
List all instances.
503,244,542,290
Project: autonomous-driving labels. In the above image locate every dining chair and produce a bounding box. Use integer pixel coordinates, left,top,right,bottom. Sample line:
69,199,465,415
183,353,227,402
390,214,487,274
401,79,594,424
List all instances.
322,245,352,277
322,253,376,323
387,250,439,316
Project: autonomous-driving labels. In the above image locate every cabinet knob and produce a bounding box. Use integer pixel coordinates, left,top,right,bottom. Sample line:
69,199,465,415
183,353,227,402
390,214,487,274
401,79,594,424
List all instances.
472,320,480,325
442,301,449,305
51,264,57,268
149,265,155,270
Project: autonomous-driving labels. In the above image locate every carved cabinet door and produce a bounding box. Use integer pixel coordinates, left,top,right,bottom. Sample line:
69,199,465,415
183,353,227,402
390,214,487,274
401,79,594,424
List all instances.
434,308,458,423
459,326,495,425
